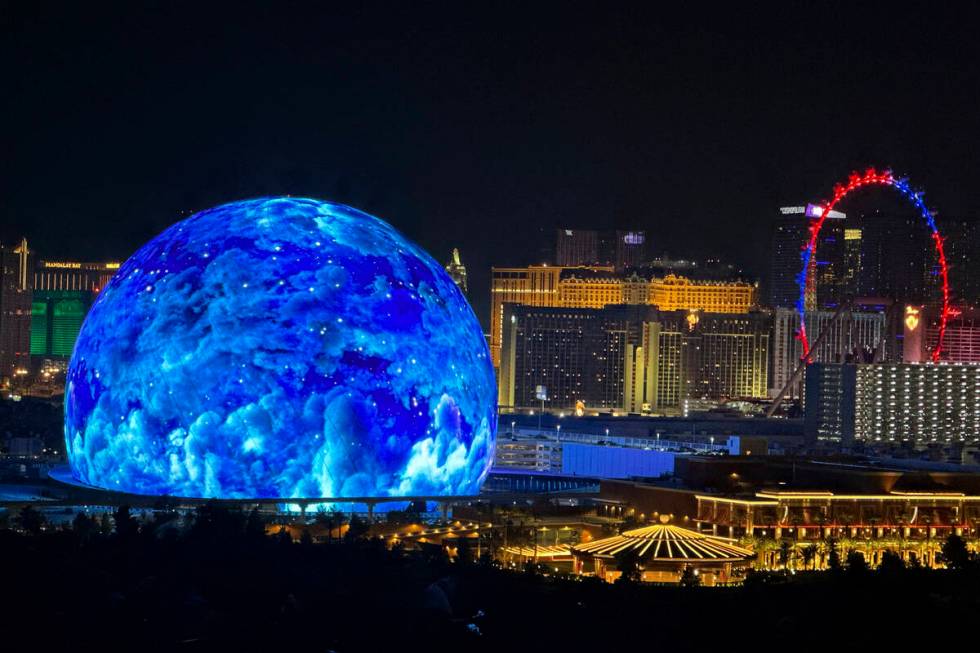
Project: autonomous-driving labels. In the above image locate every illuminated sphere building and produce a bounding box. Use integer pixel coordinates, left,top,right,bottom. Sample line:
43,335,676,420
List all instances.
65,198,496,499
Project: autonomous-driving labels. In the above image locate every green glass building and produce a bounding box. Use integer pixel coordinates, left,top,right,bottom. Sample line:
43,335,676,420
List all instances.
31,290,92,358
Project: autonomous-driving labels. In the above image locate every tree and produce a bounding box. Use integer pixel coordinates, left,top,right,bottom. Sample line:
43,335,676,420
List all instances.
300,528,314,547
800,544,817,571
345,514,369,541
72,512,97,541
845,550,869,575
614,548,642,584
827,538,842,571
17,505,45,535
245,508,266,539
939,533,974,570
878,549,906,574
679,566,701,587
778,540,793,570
317,508,347,543
113,505,139,539
98,513,113,537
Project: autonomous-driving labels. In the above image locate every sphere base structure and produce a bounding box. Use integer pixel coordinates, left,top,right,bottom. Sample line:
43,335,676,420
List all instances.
48,464,474,517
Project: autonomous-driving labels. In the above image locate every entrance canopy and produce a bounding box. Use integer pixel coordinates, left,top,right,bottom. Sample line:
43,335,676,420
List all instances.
571,523,753,562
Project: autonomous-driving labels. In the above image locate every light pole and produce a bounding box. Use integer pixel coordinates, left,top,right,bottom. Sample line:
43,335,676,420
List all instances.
556,424,561,442
511,420,516,435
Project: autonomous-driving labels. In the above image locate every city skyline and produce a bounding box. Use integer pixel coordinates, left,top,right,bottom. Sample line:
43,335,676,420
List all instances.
5,4,980,639
5,3,980,332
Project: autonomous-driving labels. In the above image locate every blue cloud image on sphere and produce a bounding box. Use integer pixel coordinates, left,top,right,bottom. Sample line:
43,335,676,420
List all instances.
65,198,496,499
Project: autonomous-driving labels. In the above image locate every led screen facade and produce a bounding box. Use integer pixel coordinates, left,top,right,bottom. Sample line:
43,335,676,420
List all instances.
65,198,496,498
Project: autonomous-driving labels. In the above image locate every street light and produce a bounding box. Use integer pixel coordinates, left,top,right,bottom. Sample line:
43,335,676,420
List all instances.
556,424,561,442
511,420,516,435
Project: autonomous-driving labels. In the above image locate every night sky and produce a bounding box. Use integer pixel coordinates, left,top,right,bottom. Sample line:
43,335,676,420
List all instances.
4,2,980,327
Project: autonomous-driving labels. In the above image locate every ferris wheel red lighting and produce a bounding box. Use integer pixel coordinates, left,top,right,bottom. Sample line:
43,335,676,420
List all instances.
797,168,950,362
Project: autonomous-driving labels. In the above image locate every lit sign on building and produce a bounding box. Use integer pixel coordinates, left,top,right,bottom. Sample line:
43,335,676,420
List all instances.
905,305,921,331
805,204,846,219
686,310,700,331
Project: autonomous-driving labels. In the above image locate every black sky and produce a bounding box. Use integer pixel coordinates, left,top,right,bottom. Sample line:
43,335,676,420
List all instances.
3,1,980,327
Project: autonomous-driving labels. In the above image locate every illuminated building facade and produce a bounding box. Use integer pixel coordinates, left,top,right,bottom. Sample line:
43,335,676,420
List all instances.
490,265,612,366
498,303,655,411
904,305,980,363
634,310,770,411
843,226,863,292
490,265,755,368
626,311,773,414
696,490,980,567
803,362,857,445
500,304,770,414
554,229,649,269
30,260,120,359
771,307,884,398
648,274,755,313
805,362,980,445
30,290,92,357
557,272,629,308
444,248,468,294
555,229,599,266
493,435,562,471
605,458,980,569
769,205,846,308
0,239,32,383
613,230,648,269
33,259,120,293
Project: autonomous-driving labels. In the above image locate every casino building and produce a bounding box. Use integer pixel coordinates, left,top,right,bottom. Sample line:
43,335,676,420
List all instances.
770,307,885,398
498,303,771,414
490,264,758,370
695,490,980,568
904,304,980,364
599,457,980,570
0,239,31,384
805,361,980,445
31,260,120,358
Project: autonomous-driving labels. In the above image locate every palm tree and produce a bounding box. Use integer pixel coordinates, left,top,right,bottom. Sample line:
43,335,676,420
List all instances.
778,540,792,570
800,544,817,570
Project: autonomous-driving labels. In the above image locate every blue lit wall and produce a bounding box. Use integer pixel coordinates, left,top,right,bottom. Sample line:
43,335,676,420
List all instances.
65,198,497,498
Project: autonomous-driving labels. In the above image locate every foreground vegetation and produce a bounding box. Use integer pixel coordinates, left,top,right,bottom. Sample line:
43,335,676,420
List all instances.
3,504,979,651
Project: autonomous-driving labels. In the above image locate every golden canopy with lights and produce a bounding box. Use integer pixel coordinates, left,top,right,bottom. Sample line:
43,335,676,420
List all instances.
571,523,753,562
